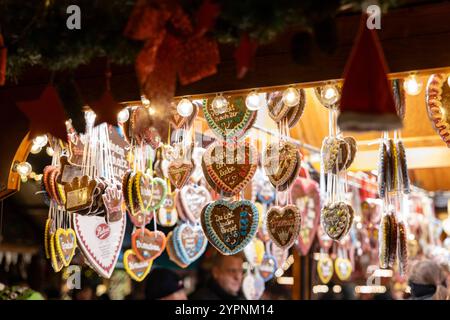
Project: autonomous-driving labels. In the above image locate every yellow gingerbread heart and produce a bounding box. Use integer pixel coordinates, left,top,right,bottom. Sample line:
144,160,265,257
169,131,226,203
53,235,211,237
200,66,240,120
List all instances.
55,228,77,267
124,249,153,282
50,233,64,273
317,255,334,284
334,257,352,281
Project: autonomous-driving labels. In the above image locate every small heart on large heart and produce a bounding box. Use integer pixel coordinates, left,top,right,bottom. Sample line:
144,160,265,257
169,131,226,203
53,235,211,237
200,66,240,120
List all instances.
168,160,194,189
335,257,352,281
263,142,301,190
173,223,207,265
180,184,211,223
131,229,166,261
291,177,320,256
135,173,167,212
203,141,258,196
317,255,334,284
266,205,301,249
124,249,153,282
55,228,77,266
201,200,259,255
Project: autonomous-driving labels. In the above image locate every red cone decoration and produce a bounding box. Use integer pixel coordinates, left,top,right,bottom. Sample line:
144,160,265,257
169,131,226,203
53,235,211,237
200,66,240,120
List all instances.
338,14,402,131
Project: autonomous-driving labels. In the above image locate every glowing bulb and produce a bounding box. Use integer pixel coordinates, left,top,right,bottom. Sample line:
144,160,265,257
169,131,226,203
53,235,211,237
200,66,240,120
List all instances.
29,172,36,179
282,87,300,107
16,162,32,177
46,146,54,157
141,95,150,106
21,176,28,183
321,84,339,105
403,74,423,96
148,107,156,116
117,108,130,123
447,75,450,88
35,174,43,181
211,94,228,115
30,144,42,154
177,98,193,117
245,91,261,111
85,110,96,126
33,135,48,148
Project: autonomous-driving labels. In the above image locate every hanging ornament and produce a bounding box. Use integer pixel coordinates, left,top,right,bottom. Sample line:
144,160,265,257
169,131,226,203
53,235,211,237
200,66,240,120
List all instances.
245,91,263,111
177,98,194,117
282,87,300,107
403,74,423,96
425,73,450,147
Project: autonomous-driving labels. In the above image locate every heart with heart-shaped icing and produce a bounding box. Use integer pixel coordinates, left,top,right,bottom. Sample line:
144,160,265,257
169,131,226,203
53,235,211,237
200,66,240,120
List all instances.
124,249,153,282
168,160,194,189
131,229,166,262
203,141,258,197
173,223,207,265
55,228,77,266
244,238,265,266
201,200,259,255
266,205,301,249
317,255,334,284
74,213,126,278
202,95,257,141
134,172,167,213
321,202,353,241
335,257,352,281
179,184,211,223
263,141,301,190
259,254,277,282
291,177,320,256
242,270,265,300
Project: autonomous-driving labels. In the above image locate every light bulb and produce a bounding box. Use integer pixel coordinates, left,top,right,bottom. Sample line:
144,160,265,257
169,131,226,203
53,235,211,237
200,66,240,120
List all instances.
33,135,48,148
141,95,150,106
447,75,450,88
85,110,96,126
321,84,339,105
245,91,261,111
211,94,228,115
46,146,54,157
117,108,130,123
177,98,194,117
148,107,156,116
21,176,28,183
403,74,423,96
30,144,42,154
16,162,32,177
282,87,300,107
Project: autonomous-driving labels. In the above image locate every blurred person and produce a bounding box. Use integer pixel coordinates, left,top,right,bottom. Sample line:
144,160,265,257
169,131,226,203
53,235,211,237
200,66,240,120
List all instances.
190,252,245,300
145,268,187,300
408,259,449,300
72,286,95,300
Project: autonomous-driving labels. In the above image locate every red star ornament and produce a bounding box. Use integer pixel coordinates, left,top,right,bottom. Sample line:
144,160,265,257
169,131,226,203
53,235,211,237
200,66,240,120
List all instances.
16,85,68,141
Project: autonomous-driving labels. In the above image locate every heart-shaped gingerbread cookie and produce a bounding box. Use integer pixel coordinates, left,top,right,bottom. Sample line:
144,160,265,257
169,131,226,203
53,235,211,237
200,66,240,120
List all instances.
179,184,211,223
266,205,302,249
168,160,194,189
263,141,301,191
166,231,189,268
201,200,259,255
317,255,334,284
173,223,208,265
124,249,153,282
426,73,450,147
321,202,354,241
335,257,352,281
133,172,167,213
131,229,166,262
203,141,258,197
55,228,77,267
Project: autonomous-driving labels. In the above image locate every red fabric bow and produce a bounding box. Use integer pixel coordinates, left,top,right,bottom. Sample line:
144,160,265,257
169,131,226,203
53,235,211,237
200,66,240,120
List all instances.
124,0,220,110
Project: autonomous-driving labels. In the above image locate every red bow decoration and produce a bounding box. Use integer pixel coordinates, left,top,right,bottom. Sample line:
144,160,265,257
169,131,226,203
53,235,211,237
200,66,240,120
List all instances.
124,0,220,110
0,34,6,86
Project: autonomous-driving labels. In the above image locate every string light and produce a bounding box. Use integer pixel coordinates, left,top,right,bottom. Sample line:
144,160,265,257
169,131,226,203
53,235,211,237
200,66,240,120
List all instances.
30,144,42,154
33,135,48,148
148,107,156,116
117,108,130,123
211,93,228,115
403,74,423,96
282,87,300,107
15,162,32,177
320,84,339,105
141,95,150,106
46,146,54,157
245,91,261,111
177,98,194,117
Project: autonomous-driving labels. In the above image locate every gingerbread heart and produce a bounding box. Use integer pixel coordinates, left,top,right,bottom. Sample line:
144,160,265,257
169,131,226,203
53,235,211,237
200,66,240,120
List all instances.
55,228,77,267
317,255,334,284
168,160,194,189
50,233,64,272
124,249,153,282
266,205,302,249
426,73,450,147
259,254,277,282
173,223,208,265
321,202,353,241
335,257,352,281
242,270,265,300
131,229,166,262
291,178,320,256
267,91,291,122
201,200,259,255
203,141,258,197
74,213,126,278
179,184,211,223
263,141,301,190
202,95,257,141
166,231,189,268
134,172,167,213
44,218,53,259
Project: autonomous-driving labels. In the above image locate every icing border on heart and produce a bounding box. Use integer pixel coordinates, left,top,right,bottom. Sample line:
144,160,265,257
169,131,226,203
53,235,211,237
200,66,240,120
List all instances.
131,229,166,262
123,249,153,282
55,227,77,267
173,223,208,265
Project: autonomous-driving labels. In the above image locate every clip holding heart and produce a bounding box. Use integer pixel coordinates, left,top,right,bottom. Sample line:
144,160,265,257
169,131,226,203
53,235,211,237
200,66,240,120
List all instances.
124,249,153,282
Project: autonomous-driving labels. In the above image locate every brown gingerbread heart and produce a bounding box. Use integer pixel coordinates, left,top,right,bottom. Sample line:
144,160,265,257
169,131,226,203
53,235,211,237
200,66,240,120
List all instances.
202,141,258,196
131,229,166,262
266,205,302,249
168,159,194,189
